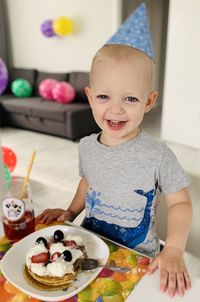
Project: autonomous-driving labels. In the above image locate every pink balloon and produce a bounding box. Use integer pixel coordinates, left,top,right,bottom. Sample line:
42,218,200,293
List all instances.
52,82,75,103
39,79,58,100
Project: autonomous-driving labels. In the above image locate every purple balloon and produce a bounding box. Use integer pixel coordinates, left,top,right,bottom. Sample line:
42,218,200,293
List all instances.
0,57,8,95
41,19,56,37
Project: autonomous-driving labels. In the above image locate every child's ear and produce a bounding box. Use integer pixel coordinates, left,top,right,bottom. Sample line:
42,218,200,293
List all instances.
85,87,92,107
145,90,158,112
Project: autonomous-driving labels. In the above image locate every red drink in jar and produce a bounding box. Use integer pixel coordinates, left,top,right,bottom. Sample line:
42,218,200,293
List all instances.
3,210,35,243
1,177,35,243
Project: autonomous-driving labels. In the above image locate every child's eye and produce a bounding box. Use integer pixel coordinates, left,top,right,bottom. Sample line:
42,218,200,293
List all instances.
125,96,139,103
96,95,110,102
97,94,109,100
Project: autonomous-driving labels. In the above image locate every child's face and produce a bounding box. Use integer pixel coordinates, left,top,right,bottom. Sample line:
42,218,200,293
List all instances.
85,57,157,146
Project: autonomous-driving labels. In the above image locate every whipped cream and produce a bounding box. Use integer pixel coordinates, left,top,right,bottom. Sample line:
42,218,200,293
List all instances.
26,243,48,268
26,239,84,277
65,235,83,246
46,261,74,277
29,263,47,276
49,242,66,255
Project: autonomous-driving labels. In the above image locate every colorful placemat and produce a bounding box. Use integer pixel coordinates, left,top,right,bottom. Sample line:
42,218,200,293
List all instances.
0,222,150,302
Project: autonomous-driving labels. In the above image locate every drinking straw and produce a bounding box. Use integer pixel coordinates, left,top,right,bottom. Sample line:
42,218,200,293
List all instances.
19,151,36,200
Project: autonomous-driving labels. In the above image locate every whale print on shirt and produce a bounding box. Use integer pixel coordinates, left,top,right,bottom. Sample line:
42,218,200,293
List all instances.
82,187,157,249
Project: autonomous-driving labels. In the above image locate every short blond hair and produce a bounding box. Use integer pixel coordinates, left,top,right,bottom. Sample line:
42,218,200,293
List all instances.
90,44,155,92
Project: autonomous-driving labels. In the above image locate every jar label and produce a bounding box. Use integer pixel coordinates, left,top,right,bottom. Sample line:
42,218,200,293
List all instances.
2,197,25,221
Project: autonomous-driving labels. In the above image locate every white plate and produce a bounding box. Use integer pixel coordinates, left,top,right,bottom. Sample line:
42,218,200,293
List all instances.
1,225,109,301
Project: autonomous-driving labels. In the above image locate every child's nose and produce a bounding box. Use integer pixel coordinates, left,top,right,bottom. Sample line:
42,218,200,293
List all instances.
110,101,124,114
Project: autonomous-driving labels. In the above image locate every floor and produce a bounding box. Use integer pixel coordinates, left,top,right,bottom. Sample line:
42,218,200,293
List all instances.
0,106,200,277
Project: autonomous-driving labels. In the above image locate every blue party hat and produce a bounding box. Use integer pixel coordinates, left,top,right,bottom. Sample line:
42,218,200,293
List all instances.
106,3,154,59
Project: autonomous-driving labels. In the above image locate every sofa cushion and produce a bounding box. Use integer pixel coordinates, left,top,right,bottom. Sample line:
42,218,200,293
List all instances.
1,97,92,122
1,97,66,122
68,72,89,103
35,71,69,96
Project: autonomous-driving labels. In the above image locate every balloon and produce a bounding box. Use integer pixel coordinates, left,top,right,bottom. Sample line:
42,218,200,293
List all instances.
40,19,56,37
53,17,74,37
2,146,17,172
39,79,58,100
11,78,32,97
52,82,75,104
4,164,11,189
0,58,8,96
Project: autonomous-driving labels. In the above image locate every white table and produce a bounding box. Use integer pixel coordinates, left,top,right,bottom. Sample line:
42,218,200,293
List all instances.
126,265,200,301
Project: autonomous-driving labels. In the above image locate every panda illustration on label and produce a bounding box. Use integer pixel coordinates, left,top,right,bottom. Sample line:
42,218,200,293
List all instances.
2,198,25,221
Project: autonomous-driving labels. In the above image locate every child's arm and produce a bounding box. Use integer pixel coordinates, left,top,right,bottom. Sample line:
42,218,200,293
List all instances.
147,188,192,297
36,177,88,224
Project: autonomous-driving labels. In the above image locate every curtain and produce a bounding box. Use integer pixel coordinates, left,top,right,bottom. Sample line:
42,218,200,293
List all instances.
0,0,12,67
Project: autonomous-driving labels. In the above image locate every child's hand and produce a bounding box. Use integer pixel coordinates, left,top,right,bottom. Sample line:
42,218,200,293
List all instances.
35,208,74,224
147,246,191,297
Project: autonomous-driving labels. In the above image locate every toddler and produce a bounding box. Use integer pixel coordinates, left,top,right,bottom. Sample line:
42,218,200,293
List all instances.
37,44,192,297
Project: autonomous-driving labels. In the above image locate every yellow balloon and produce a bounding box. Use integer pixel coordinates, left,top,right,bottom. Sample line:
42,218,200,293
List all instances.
53,17,74,36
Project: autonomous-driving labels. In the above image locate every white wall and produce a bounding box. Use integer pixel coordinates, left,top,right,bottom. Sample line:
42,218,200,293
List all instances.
7,0,122,72
161,0,200,149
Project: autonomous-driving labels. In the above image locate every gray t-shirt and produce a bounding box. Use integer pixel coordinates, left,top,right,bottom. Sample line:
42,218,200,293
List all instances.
79,130,189,256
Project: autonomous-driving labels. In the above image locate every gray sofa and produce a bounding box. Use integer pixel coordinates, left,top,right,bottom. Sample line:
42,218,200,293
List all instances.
0,68,100,140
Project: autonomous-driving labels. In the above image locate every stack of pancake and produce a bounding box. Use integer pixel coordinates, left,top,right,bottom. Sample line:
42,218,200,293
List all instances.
24,230,86,291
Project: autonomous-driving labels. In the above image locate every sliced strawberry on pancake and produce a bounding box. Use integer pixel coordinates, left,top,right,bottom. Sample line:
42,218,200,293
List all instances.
31,252,49,263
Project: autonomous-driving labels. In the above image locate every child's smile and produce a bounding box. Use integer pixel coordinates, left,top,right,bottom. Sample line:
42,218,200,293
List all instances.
106,119,127,130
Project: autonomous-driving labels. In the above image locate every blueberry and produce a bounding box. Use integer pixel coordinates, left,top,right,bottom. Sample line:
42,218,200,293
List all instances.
62,250,72,262
36,237,48,247
54,230,64,242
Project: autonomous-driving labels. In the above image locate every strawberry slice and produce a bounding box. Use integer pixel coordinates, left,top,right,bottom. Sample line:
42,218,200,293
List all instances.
31,252,49,263
50,252,61,262
64,240,77,248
